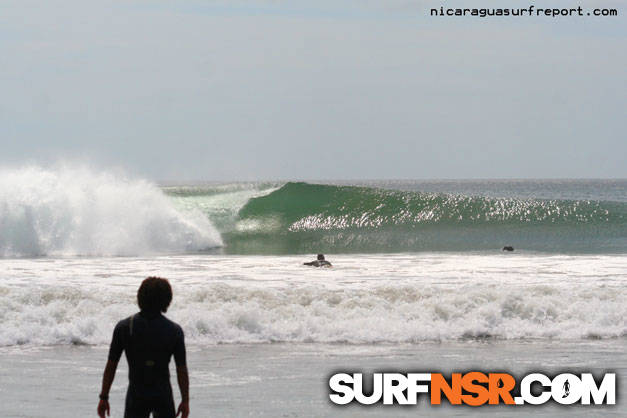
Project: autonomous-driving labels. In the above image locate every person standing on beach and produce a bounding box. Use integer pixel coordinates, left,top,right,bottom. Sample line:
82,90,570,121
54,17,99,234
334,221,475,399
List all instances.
97,277,189,418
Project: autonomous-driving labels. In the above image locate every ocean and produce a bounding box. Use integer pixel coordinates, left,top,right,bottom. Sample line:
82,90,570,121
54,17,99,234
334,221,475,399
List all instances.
0,167,625,417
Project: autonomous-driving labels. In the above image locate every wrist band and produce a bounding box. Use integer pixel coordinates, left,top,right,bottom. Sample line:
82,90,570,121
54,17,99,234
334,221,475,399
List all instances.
99,394,109,401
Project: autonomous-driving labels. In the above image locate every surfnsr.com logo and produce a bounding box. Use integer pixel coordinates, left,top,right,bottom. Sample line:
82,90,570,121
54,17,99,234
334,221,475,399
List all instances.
329,372,616,406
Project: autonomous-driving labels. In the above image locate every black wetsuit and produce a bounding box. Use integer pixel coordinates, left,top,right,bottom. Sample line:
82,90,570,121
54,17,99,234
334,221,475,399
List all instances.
108,311,186,418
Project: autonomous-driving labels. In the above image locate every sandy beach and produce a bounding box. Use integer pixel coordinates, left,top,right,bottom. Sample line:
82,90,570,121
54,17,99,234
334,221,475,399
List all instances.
1,340,624,417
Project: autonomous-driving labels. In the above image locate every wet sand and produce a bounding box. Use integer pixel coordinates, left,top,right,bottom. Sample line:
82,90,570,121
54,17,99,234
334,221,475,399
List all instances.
0,340,624,417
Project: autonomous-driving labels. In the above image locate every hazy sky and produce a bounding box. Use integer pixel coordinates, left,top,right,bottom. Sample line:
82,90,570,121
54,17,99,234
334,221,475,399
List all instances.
1,0,625,181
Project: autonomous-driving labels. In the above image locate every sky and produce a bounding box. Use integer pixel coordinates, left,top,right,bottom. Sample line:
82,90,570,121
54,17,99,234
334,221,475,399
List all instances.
0,0,625,181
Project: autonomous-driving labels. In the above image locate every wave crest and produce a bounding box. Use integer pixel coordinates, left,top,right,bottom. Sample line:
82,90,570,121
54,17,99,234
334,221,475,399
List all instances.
225,182,626,253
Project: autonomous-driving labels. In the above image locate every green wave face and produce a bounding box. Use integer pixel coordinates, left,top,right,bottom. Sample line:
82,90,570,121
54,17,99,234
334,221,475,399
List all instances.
224,182,627,254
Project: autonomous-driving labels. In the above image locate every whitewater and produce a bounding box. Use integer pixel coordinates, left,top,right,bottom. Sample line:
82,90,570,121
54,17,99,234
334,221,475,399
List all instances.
1,253,625,347
0,166,626,347
0,166,222,257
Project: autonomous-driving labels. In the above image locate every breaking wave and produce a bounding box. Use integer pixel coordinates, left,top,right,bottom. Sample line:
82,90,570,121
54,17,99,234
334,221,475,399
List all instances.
221,182,626,253
0,166,222,257
1,281,624,346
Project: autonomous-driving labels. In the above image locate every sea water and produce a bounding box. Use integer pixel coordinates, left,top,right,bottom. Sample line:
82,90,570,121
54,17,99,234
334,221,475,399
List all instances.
0,166,625,417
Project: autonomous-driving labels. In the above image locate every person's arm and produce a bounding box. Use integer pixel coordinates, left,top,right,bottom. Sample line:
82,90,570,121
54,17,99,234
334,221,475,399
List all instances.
174,327,189,418
98,320,125,417
176,365,190,417
97,360,118,417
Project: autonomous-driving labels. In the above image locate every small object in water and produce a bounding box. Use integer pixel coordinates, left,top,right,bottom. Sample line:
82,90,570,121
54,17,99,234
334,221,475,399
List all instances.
502,246,514,252
304,254,332,267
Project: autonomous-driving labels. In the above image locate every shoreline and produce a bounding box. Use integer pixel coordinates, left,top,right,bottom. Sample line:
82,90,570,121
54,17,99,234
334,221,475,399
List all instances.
1,339,624,417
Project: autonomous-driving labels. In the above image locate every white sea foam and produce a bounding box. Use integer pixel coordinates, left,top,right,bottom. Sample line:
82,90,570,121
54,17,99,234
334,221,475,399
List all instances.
0,166,222,257
0,254,625,346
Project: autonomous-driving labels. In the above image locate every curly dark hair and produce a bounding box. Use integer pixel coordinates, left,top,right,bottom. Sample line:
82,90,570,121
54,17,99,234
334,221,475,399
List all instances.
137,277,173,313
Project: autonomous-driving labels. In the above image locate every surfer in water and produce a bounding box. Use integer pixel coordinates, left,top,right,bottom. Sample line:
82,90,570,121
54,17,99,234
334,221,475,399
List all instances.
304,254,332,267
